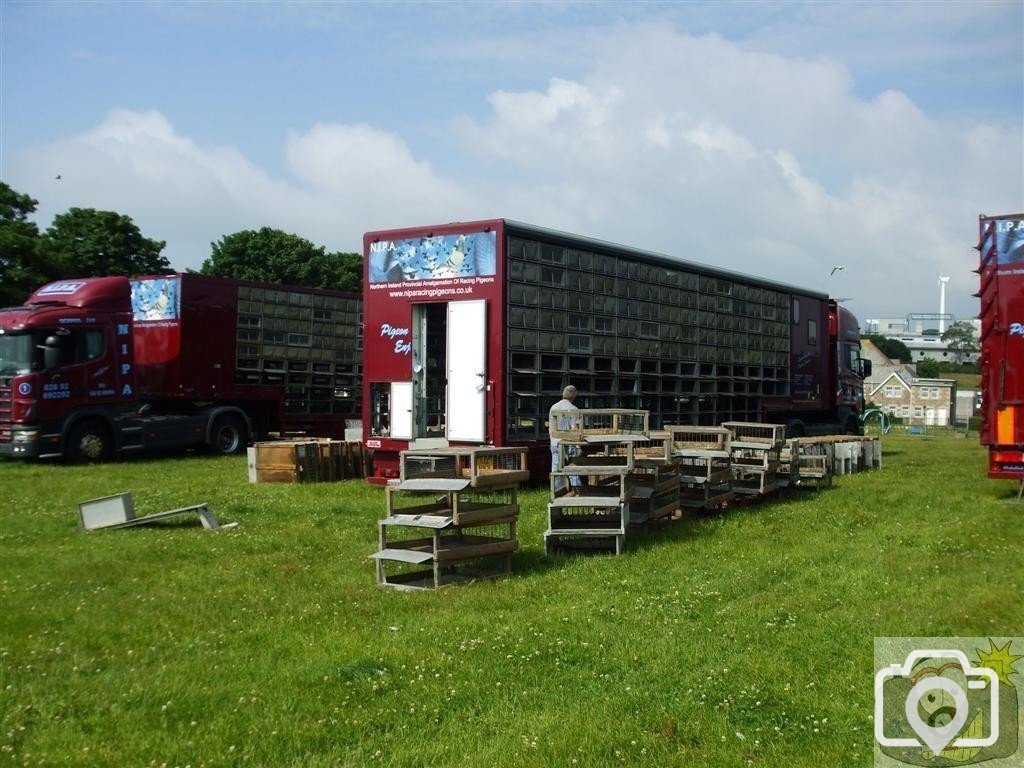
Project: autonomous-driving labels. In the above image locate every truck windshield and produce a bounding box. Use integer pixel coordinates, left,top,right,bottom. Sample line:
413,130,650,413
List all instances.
0,333,36,375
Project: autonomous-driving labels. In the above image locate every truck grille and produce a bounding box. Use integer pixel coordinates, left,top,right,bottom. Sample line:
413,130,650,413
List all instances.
0,380,11,442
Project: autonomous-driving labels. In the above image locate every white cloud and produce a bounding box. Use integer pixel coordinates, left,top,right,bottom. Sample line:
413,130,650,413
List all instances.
450,23,1021,319
7,109,476,269
5,20,1020,322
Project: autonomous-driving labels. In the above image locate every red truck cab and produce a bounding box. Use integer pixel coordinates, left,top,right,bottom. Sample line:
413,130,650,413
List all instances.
0,278,134,458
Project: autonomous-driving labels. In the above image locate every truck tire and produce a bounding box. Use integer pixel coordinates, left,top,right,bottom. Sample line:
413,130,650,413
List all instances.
67,420,112,463
844,416,861,435
210,414,247,455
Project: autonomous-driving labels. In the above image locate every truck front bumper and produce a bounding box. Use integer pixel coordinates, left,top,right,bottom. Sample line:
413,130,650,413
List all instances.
0,427,43,459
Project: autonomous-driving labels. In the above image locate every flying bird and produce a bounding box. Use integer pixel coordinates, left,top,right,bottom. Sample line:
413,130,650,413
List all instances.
830,265,845,275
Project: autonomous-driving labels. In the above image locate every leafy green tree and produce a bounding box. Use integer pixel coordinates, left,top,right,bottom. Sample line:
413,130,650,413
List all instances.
323,251,362,293
200,228,362,292
40,208,170,277
916,358,941,378
0,182,55,304
941,321,978,364
863,334,912,364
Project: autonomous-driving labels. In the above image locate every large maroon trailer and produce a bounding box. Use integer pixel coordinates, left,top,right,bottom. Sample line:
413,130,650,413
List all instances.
0,274,361,461
361,219,870,482
976,213,1024,480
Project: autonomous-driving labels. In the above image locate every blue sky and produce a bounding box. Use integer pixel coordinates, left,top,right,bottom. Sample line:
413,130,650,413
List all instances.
2,1,1022,321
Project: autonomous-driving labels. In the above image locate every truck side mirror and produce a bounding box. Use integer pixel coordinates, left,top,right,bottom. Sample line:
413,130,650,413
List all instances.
43,336,61,371
861,359,872,377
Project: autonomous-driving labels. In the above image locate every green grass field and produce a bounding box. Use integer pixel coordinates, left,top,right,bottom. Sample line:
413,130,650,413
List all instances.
2,434,1021,767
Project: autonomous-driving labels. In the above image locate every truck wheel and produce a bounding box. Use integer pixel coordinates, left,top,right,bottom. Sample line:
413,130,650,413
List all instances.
211,415,247,455
67,420,112,463
844,416,861,435
786,420,806,438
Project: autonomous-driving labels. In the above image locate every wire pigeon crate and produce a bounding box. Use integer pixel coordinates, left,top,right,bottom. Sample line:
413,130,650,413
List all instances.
558,438,637,474
548,408,648,441
399,446,529,487
372,517,518,590
722,422,786,450
545,499,628,556
665,426,732,456
610,430,673,462
386,481,519,527
779,439,832,489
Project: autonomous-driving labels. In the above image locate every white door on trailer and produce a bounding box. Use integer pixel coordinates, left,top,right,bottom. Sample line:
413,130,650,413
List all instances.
390,382,414,440
446,299,487,442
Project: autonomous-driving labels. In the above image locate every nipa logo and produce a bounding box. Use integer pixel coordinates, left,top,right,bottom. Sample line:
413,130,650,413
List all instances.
1010,322,1024,337
38,281,86,295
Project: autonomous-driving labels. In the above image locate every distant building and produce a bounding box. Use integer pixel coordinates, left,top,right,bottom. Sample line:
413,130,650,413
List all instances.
861,339,957,425
863,315,980,364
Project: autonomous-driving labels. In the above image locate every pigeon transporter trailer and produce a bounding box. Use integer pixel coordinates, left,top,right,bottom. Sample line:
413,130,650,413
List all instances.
361,219,871,482
0,274,361,461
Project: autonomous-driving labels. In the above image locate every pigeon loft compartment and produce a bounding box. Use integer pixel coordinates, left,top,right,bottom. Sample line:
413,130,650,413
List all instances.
548,409,649,442
399,446,529,488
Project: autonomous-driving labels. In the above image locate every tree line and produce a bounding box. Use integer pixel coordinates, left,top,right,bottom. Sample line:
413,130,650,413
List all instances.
0,181,362,306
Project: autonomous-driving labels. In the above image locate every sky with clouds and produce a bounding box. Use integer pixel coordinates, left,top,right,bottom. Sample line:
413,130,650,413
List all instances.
2,1,1021,323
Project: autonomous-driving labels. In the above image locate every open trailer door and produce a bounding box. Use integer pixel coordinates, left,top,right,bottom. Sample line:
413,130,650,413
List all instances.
446,299,487,442
390,382,414,440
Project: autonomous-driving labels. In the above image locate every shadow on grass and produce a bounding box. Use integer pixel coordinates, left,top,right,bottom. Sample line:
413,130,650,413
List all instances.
511,547,572,576
621,483,842,554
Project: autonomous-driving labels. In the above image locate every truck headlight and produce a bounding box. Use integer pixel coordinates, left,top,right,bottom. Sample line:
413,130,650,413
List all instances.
12,428,39,443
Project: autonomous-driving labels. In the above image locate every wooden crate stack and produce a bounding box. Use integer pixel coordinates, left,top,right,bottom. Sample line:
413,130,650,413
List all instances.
778,438,832,489
252,439,367,483
779,435,882,485
370,447,527,590
623,431,680,527
723,422,786,497
666,426,734,510
545,409,649,556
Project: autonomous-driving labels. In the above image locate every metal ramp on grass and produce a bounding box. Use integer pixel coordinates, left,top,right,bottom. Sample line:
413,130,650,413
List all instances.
78,493,236,532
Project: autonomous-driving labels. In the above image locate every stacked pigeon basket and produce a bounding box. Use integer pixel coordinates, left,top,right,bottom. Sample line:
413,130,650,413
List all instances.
545,409,649,555
724,422,786,496
371,446,529,589
666,426,735,510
